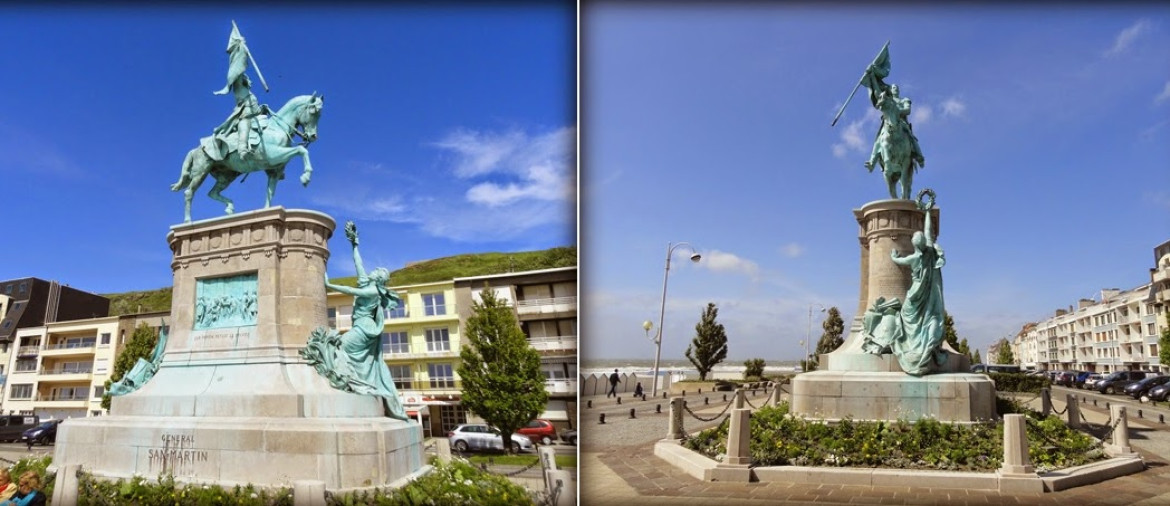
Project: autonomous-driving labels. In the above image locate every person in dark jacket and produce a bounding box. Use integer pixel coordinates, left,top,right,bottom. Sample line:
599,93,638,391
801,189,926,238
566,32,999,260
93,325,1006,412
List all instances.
607,369,620,398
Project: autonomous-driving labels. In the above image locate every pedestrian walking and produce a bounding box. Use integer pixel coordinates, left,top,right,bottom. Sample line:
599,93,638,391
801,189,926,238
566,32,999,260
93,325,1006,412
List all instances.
634,382,643,398
608,369,620,398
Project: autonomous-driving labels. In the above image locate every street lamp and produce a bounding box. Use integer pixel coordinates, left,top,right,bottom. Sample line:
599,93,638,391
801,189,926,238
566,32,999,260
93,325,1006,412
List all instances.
805,304,826,371
644,242,701,397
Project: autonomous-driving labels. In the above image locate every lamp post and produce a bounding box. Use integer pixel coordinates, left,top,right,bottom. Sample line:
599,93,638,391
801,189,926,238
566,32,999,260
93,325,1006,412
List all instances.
644,242,701,397
805,304,826,371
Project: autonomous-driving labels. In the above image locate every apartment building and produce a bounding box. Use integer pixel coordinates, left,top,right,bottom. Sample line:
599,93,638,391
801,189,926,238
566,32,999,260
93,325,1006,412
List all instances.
454,267,577,431
1013,240,1170,374
1,311,168,419
0,278,110,344
324,266,578,437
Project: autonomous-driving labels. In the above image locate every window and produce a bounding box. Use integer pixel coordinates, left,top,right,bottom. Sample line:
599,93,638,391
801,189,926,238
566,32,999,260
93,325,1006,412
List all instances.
423,293,446,316
386,304,407,319
10,384,32,399
427,363,455,388
17,283,26,293
91,411,103,417
3,285,11,295
14,359,36,373
382,332,410,354
93,386,104,398
95,359,109,374
327,307,337,326
0,343,7,354
1150,324,1157,336
389,365,412,390
50,386,87,401
425,328,450,352
100,333,111,345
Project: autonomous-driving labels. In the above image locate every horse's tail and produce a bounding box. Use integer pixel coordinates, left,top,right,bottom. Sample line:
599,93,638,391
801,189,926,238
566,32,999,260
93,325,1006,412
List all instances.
170,149,196,192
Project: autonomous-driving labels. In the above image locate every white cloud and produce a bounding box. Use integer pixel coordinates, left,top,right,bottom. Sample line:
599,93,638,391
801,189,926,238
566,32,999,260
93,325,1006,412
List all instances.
941,98,967,118
433,127,575,208
699,250,760,280
832,115,873,159
911,104,933,126
781,243,804,258
1156,81,1170,105
1105,19,1152,57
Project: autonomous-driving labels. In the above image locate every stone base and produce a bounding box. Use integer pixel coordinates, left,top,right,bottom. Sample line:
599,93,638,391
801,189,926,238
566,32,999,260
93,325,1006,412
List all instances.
823,350,969,374
54,415,423,490
791,370,996,422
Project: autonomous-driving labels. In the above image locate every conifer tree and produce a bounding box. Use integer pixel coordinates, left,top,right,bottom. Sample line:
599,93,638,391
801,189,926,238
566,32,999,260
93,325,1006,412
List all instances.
807,307,846,371
685,303,728,381
458,287,548,453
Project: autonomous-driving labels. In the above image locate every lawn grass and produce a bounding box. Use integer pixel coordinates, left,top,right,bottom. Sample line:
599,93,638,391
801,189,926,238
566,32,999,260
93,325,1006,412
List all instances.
466,453,577,469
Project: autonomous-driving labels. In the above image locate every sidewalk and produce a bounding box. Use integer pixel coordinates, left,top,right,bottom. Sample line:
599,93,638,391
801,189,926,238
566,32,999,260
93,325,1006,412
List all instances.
580,388,1170,505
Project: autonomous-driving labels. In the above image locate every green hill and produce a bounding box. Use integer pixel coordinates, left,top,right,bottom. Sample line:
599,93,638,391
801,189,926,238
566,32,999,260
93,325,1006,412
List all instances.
102,246,576,315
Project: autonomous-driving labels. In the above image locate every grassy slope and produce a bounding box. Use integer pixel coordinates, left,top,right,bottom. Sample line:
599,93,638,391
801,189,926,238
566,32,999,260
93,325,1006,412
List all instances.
103,246,576,315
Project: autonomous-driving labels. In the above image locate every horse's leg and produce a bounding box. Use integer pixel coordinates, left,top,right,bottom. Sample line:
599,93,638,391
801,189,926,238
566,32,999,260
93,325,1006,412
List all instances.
183,153,213,223
263,144,312,186
296,146,312,186
265,170,279,207
207,170,240,215
171,148,196,192
903,165,915,201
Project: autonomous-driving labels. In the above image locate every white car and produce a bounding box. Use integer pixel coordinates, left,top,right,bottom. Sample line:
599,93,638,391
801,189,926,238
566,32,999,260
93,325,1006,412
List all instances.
447,424,534,453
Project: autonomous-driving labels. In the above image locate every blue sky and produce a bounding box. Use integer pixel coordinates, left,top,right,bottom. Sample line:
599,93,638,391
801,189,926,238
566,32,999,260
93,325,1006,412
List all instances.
0,5,575,294
582,4,1170,362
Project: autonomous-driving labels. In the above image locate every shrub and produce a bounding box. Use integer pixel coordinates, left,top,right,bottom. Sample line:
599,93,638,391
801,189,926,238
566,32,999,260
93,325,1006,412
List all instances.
78,473,293,505
989,372,1051,393
683,401,1101,472
326,459,537,505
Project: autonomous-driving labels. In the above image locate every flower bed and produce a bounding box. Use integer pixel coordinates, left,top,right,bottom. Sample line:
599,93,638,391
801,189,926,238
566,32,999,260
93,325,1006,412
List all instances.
682,402,1103,473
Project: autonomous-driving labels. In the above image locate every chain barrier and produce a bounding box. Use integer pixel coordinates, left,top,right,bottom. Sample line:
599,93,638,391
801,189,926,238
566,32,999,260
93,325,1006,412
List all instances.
474,455,544,477
1051,402,1068,416
1023,416,1068,450
684,397,735,422
743,394,761,410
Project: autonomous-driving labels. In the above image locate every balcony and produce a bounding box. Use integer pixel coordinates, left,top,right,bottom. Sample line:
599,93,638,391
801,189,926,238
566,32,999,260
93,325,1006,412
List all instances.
17,346,39,357
42,342,97,357
528,335,577,352
515,297,576,317
544,379,577,395
384,350,459,361
37,366,93,382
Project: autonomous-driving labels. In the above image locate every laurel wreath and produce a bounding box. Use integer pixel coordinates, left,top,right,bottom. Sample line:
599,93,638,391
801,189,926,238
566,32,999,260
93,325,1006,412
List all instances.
916,188,936,210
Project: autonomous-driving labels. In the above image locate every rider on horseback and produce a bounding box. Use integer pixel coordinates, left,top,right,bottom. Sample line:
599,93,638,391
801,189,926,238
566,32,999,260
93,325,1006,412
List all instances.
212,22,270,161
865,83,925,173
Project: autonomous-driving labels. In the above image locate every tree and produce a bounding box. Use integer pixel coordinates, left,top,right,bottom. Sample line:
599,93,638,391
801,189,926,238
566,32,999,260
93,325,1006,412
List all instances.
1158,311,1170,369
807,307,846,371
457,287,548,454
972,349,983,365
996,342,1016,365
744,358,766,380
685,303,728,381
957,337,971,358
943,312,960,352
102,323,159,410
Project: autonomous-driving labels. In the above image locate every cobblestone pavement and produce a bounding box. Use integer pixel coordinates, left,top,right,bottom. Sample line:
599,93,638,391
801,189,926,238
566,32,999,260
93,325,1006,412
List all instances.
580,386,1170,505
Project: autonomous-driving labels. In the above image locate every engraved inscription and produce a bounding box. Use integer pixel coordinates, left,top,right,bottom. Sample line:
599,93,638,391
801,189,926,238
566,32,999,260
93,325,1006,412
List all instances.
148,433,209,476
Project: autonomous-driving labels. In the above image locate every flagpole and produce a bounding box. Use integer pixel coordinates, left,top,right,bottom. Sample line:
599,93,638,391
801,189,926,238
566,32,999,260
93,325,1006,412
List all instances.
831,41,891,127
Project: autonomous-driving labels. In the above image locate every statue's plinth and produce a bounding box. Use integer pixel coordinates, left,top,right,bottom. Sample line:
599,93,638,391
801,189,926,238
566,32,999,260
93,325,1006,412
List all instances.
791,199,995,423
54,207,425,490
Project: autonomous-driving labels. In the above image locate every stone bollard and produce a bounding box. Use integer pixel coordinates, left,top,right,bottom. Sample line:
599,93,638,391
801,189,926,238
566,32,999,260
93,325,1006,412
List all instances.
770,382,783,406
667,397,686,439
293,480,327,506
704,397,709,405
1108,405,1136,456
723,394,727,402
630,408,636,419
1041,388,1052,417
436,438,453,463
734,389,745,409
1066,394,1081,430
656,404,662,414
587,400,592,409
617,397,622,405
642,394,647,401
51,464,80,506
1000,414,1034,475
547,469,576,506
710,408,752,482
539,446,558,490
699,388,703,394
599,413,606,424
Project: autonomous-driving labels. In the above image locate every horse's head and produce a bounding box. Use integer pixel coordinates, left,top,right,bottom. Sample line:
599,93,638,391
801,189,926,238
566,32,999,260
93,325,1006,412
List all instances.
297,93,324,143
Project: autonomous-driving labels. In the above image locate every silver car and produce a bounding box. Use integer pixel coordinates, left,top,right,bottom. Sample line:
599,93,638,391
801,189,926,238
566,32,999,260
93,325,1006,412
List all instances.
447,424,534,453
1083,373,1103,390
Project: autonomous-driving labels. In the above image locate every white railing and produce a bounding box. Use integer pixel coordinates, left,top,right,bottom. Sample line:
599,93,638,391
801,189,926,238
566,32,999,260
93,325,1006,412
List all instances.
528,335,577,351
515,296,576,313
544,379,577,394
41,367,93,376
17,346,39,356
384,350,458,360
44,342,96,352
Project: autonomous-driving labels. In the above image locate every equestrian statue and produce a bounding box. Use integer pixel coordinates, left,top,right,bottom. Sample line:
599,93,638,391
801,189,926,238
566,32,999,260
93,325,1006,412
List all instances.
171,21,323,222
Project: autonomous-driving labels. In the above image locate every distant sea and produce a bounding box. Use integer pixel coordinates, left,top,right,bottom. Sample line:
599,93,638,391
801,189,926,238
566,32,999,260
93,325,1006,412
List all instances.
581,358,802,380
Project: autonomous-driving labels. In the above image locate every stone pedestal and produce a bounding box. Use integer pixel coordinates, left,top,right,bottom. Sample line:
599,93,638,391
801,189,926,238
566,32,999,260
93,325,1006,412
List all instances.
54,208,424,490
791,200,995,423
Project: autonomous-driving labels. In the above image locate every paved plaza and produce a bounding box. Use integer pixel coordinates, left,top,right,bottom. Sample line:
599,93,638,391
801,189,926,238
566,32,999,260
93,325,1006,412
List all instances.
581,386,1170,505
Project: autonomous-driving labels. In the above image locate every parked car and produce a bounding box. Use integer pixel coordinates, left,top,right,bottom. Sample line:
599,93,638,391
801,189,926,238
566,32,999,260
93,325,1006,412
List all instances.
561,429,577,446
971,364,1021,374
447,424,533,453
21,419,62,446
1055,371,1080,387
517,419,558,445
1083,373,1104,390
1126,375,1170,400
0,415,40,443
1073,371,1093,389
1149,382,1170,402
1095,371,1153,395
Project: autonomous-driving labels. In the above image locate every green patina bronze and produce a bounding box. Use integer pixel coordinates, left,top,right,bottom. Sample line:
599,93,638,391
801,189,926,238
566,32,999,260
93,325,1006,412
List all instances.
193,273,258,330
170,21,324,222
300,222,409,420
109,325,169,396
834,42,925,200
861,189,946,376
